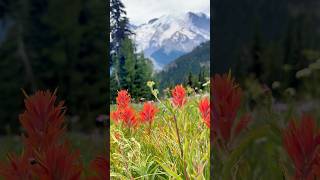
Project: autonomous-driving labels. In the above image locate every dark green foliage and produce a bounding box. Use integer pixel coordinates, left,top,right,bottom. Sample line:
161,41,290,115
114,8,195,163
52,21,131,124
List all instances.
213,0,320,93
132,54,154,100
119,38,136,89
157,41,210,91
0,0,106,134
0,42,25,134
110,0,132,66
183,71,200,91
109,1,154,103
110,38,154,103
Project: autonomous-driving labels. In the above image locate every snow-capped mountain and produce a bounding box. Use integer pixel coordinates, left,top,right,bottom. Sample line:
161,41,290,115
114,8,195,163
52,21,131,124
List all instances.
131,12,210,70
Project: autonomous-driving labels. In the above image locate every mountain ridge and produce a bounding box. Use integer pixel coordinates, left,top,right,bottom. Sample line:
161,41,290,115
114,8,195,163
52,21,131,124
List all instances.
157,40,210,89
131,12,210,69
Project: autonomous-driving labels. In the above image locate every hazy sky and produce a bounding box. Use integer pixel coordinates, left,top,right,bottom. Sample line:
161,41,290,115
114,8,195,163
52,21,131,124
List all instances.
122,0,210,25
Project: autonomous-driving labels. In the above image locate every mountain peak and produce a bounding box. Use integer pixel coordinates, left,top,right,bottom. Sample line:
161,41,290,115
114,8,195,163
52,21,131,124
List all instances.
132,12,210,70
187,11,202,17
187,12,208,18
148,18,159,24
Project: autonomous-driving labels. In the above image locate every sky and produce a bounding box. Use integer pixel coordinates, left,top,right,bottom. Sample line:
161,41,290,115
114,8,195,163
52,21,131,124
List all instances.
122,0,210,25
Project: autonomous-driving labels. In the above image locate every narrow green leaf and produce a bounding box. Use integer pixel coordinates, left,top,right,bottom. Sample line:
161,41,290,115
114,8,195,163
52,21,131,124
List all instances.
155,159,183,180
222,125,270,179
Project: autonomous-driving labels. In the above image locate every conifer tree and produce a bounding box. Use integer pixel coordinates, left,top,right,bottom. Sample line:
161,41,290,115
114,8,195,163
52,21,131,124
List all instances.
119,37,136,90
187,72,194,87
111,37,154,101
132,54,153,100
0,0,106,133
110,0,132,64
198,68,206,88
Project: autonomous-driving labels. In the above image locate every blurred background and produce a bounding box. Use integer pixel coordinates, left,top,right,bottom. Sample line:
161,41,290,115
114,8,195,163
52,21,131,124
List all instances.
213,0,320,100
212,0,320,178
0,0,106,164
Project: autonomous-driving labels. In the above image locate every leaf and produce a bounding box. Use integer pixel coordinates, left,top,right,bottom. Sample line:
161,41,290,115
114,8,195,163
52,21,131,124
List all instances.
221,125,270,179
110,172,126,178
155,158,183,180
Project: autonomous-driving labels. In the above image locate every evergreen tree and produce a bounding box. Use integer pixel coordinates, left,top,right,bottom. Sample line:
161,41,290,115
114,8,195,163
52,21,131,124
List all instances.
109,1,154,102
0,0,37,134
132,54,153,100
110,0,132,65
187,72,194,87
0,0,37,91
110,37,154,102
119,37,136,90
110,69,120,103
0,0,106,133
198,69,206,89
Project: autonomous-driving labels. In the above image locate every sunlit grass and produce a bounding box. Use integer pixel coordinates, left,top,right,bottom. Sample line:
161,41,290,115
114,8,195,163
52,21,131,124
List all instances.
110,94,210,179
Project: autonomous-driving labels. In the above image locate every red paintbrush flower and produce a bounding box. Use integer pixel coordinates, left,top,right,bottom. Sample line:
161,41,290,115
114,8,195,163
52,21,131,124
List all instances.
19,90,66,152
212,74,251,148
139,102,158,124
0,153,35,180
199,97,210,128
32,143,82,180
120,107,138,128
171,85,187,108
87,156,108,180
116,90,131,109
283,115,320,179
110,109,121,124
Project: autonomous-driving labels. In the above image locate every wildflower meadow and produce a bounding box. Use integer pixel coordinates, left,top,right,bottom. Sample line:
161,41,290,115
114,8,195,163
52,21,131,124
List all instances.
110,82,210,179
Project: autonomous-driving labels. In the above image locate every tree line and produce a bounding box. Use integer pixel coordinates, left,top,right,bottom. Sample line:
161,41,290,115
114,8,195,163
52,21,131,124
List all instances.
214,0,320,95
0,0,106,134
110,0,154,103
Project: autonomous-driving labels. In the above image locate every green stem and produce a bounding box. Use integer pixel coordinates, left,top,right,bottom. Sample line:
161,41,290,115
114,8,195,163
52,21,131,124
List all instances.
150,87,189,179
148,121,151,135
173,115,189,180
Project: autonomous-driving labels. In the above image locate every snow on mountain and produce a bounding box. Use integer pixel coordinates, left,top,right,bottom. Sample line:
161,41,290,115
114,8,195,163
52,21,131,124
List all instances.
131,12,210,70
